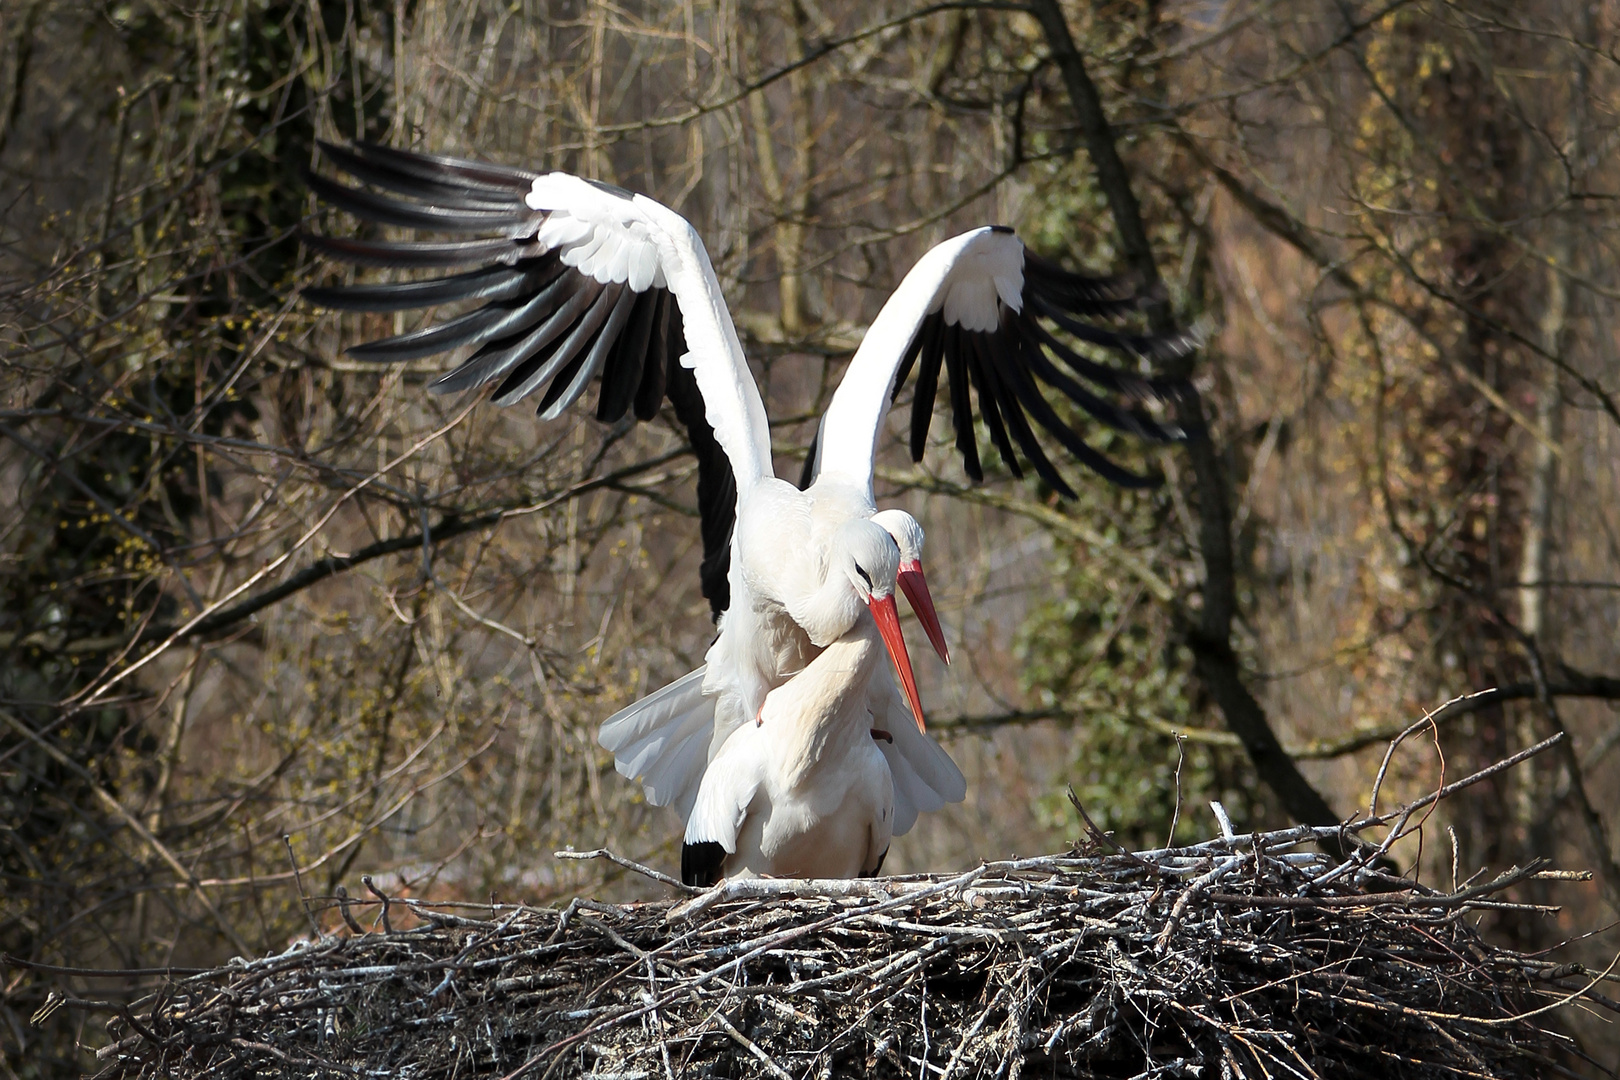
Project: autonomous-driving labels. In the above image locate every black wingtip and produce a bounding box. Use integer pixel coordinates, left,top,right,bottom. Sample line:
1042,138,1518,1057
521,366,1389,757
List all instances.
681,841,727,887
299,284,356,311
303,166,534,234
859,846,890,878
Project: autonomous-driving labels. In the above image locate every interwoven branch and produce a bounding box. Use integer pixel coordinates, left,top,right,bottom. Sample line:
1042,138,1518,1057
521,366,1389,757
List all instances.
76,810,1614,1080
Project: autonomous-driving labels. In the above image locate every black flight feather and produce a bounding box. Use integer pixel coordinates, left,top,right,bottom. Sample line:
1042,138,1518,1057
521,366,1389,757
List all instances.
663,302,734,620
681,841,726,888
888,323,929,405
596,288,656,423
907,315,946,463
1022,252,1149,316
941,324,982,481
542,283,637,420
1005,328,1160,488
329,140,539,191
317,141,529,210
984,329,1079,498
494,278,611,406
301,258,557,313
533,349,590,417
299,231,523,269
632,292,671,422
305,170,535,235
1012,318,1185,443
346,271,580,364
961,331,1022,480
432,285,594,396
1029,292,1198,368
478,290,600,404
797,425,819,490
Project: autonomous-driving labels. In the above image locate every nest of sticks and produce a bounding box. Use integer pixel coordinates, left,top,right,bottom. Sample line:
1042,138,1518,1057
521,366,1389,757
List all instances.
74,759,1617,1080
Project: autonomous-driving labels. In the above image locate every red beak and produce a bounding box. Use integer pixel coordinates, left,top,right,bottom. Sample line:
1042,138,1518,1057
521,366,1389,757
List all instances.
867,593,927,733
897,559,950,665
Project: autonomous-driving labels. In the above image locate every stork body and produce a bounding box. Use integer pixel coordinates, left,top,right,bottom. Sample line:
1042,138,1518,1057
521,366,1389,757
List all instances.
682,617,894,885
604,478,958,832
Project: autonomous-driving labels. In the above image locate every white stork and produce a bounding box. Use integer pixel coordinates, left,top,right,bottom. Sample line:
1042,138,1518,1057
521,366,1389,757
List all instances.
684,607,899,882
301,141,1198,883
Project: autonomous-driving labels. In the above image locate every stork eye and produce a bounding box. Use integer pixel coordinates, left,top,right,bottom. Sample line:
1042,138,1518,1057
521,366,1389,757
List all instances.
855,566,872,587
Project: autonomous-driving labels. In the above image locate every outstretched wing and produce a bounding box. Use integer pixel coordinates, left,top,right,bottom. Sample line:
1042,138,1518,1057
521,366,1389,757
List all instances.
871,672,966,836
598,666,716,821
814,226,1200,496
301,141,768,616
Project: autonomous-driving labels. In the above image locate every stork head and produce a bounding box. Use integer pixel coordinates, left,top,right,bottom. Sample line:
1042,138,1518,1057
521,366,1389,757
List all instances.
870,509,950,665
832,521,926,733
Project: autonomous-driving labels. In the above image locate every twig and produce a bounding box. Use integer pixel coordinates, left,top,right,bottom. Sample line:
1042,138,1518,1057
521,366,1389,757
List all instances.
1156,856,1245,952
283,835,320,939
1309,732,1567,894
554,848,701,893
1370,692,1478,816
669,867,984,923
1165,735,1187,848
362,875,394,933
1067,786,1161,874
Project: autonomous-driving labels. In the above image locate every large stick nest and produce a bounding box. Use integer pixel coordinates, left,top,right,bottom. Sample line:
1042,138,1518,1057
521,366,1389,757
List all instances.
81,815,1614,1080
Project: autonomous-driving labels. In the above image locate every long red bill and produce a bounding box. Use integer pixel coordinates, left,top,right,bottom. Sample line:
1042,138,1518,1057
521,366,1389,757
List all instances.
868,593,927,733
897,560,950,664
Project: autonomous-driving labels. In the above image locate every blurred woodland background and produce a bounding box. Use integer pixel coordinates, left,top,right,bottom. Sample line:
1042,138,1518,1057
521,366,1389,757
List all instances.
2,0,1619,1072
